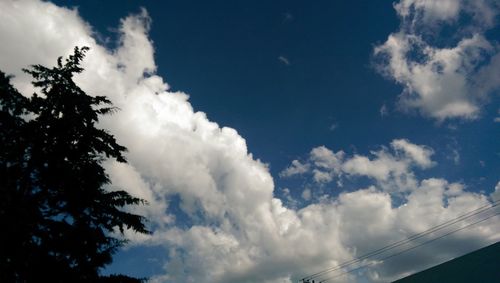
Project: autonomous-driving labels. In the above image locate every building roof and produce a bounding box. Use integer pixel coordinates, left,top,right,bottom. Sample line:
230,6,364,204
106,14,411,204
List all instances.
392,241,500,283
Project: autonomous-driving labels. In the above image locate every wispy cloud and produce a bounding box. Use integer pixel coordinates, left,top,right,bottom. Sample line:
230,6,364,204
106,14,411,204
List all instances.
329,122,339,131
278,55,290,66
283,11,294,23
380,103,389,117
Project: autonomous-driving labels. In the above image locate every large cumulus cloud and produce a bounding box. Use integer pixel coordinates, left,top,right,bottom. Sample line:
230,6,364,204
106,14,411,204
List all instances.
0,1,499,283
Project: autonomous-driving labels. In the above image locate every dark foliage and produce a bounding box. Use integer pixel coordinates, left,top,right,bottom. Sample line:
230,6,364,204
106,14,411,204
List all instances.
0,47,148,282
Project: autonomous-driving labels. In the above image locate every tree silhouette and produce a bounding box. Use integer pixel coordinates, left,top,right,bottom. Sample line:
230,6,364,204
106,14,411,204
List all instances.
0,47,148,282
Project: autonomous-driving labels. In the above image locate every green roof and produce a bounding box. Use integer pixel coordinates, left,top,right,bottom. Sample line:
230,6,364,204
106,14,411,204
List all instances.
392,241,500,283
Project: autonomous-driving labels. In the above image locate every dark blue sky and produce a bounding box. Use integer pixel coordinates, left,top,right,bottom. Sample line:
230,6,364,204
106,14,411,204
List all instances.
43,0,499,280
54,0,498,195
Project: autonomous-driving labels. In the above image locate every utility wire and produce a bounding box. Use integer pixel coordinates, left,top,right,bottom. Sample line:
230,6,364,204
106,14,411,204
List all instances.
303,200,499,281
319,211,500,282
300,199,499,282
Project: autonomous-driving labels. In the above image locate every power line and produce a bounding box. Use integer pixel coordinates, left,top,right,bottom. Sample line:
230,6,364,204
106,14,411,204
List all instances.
300,199,499,283
318,211,500,282
302,200,498,281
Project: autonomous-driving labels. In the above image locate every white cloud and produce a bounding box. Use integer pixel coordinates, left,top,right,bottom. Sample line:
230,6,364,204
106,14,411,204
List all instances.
282,139,433,193
280,160,310,177
1,1,499,283
301,188,312,201
380,103,389,117
311,169,333,184
376,0,500,121
375,33,495,120
394,0,499,28
394,0,460,25
451,148,461,164
391,139,434,168
311,146,345,172
494,109,500,122
491,181,500,202
278,55,290,66
342,150,418,193
329,122,338,131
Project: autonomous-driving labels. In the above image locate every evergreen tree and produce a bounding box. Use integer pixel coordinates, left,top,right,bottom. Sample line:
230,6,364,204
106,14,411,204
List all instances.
0,47,148,282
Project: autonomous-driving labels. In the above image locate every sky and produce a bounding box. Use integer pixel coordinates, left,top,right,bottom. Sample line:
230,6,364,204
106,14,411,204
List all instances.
0,0,499,282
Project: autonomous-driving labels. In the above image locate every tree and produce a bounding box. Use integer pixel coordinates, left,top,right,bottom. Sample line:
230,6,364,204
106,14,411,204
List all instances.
0,47,148,282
